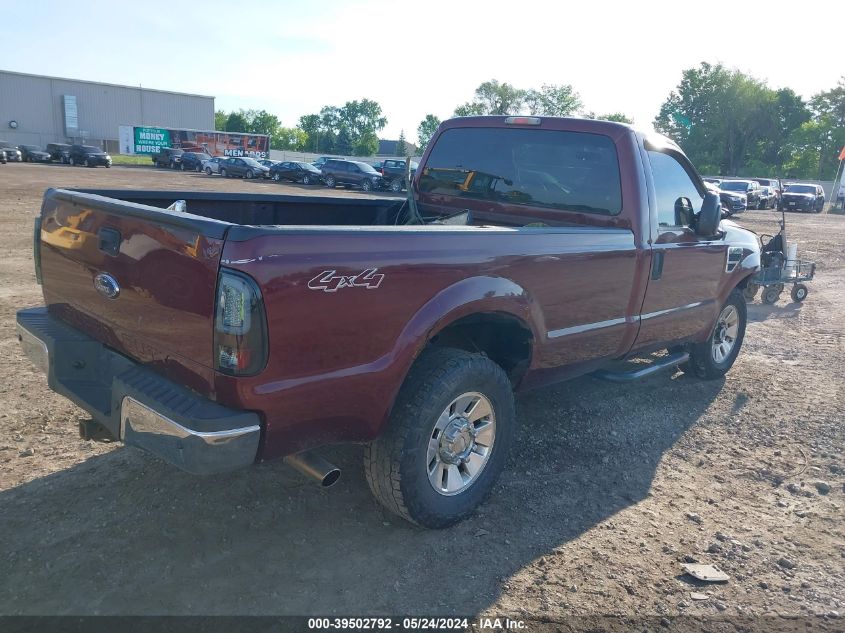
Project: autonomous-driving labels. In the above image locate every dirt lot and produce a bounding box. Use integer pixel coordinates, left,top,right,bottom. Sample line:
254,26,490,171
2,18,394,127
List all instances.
1,164,843,627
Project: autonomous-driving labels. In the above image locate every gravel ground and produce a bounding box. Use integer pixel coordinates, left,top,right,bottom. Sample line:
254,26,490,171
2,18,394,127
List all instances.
0,164,843,630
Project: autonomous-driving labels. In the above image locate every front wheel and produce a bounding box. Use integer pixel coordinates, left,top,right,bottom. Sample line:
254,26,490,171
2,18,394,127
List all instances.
205,167,212,175
246,169,254,179
324,175,336,188
302,174,311,185
69,157,75,166
220,168,227,178
272,172,280,181
390,179,403,193
84,158,90,168
361,178,373,192
791,284,808,302
364,348,516,528
680,290,747,380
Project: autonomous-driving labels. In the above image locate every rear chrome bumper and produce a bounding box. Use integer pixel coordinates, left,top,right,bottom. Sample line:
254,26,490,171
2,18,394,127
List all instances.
16,307,260,474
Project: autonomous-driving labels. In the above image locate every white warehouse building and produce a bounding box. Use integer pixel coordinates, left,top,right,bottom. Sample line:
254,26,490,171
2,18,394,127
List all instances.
0,69,214,154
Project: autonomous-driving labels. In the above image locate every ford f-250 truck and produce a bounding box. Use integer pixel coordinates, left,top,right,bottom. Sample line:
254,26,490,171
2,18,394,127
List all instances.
16,116,760,528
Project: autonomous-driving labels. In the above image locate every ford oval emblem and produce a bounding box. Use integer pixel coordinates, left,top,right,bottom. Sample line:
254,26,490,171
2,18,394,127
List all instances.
94,273,120,299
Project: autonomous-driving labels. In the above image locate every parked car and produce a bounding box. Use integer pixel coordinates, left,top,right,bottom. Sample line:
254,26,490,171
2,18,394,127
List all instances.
779,183,825,213
321,159,384,191
17,116,760,528
706,182,744,217
379,158,419,192
758,185,778,209
68,144,111,167
257,159,275,169
751,177,782,205
720,180,762,209
371,160,384,172
0,141,22,162
0,149,6,164
702,177,722,186
179,152,212,172
151,148,184,169
201,156,226,175
19,145,52,163
219,156,270,179
46,143,72,163
269,161,323,185
312,156,344,169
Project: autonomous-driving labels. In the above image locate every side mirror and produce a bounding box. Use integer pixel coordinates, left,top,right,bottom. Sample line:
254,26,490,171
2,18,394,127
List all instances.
697,192,721,236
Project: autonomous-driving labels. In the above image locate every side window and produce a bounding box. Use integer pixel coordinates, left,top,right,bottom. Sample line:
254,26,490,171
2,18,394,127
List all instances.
646,150,704,227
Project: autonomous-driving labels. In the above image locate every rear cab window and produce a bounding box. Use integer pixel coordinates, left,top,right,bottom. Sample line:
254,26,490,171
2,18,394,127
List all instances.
418,127,622,224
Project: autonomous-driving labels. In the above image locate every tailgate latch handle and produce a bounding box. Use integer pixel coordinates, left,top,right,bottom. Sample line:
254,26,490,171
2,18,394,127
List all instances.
98,228,122,257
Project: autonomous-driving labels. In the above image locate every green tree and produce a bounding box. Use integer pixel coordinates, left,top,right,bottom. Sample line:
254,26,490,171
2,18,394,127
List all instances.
214,110,227,131
395,130,407,157
583,112,634,124
416,114,441,153
525,84,582,116
273,127,307,151
455,80,525,116
335,125,353,155
224,111,248,133
353,131,379,157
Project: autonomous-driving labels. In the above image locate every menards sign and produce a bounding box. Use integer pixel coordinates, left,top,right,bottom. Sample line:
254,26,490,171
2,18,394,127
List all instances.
118,125,270,158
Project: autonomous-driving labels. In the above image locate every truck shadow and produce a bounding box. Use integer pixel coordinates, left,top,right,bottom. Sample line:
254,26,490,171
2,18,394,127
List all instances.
746,301,802,323
0,371,721,616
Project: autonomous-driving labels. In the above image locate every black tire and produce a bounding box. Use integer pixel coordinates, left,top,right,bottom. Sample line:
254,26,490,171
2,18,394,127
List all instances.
762,287,780,305
324,175,336,188
302,174,311,185
220,168,227,178
743,282,759,302
205,167,212,175
364,347,516,528
180,162,186,171
680,289,747,380
361,178,373,192
272,172,280,181
246,169,254,179
69,157,75,166
390,179,403,193
84,158,90,168
791,284,808,302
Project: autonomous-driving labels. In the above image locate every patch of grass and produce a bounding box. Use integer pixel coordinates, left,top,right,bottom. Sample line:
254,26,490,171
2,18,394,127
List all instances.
110,154,154,166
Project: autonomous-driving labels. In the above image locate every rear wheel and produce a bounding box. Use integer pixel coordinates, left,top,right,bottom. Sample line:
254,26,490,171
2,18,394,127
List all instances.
680,290,747,380
324,175,336,188
364,348,516,528
791,284,808,302
361,178,373,192
84,158,90,168
390,179,403,193
272,172,281,181
302,174,311,185
762,286,781,305
69,157,75,166
205,167,212,175
220,168,227,178
246,169,254,179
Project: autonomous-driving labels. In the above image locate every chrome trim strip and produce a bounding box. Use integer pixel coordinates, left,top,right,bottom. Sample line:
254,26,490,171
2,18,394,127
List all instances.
640,301,706,321
119,396,260,443
547,316,628,339
546,301,708,339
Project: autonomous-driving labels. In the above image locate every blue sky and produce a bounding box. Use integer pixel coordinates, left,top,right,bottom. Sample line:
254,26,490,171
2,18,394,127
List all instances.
3,0,842,141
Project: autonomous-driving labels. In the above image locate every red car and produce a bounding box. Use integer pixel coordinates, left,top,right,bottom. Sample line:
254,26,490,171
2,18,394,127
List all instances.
17,116,760,527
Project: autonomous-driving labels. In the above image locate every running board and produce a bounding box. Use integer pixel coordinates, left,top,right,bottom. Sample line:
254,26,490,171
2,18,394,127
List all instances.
592,352,689,383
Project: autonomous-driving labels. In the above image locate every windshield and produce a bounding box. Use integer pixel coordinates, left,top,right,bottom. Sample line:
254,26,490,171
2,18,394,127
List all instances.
297,162,319,171
785,184,816,194
0,142,15,149
21,145,38,151
355,162,378,173
420,127,622,215
81,146,101,152
720,181,749,191
242,157,262,167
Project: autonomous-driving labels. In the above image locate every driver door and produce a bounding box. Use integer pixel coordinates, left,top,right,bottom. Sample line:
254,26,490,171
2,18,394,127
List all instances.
633,148,727,351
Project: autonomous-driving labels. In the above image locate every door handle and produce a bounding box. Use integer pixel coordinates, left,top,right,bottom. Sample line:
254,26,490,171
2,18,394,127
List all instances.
651,252,665,280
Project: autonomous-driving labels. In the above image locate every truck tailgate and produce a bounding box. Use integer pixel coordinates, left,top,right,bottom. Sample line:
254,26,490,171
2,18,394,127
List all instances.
37,189,229,392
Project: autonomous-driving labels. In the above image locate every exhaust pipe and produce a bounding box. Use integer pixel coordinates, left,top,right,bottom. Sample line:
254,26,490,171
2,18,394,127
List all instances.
284,452,341,487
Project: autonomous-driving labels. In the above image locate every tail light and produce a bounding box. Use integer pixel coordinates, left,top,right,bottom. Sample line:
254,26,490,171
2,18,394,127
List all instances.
214,269,268,375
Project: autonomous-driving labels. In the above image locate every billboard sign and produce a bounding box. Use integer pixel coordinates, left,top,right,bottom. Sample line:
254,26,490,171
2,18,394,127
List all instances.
118,125,270,158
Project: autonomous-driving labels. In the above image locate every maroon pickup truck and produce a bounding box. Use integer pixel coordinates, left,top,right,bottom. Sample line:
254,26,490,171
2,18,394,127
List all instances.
16,116,760,528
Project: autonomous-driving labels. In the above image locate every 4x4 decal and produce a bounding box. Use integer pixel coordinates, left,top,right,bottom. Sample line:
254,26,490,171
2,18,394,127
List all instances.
308,268,385,293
